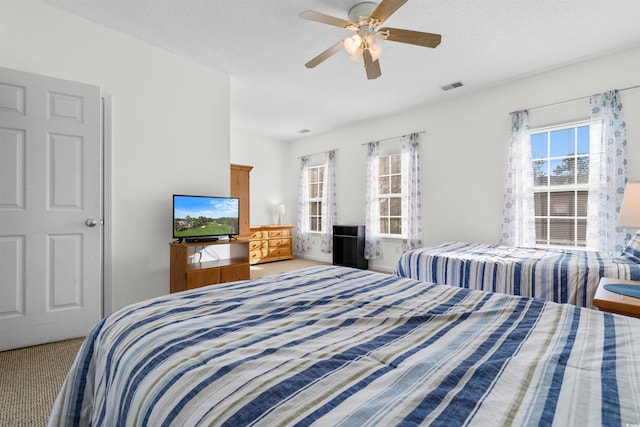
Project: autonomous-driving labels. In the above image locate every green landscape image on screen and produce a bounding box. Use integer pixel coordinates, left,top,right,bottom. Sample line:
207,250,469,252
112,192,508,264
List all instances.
173,196,239,238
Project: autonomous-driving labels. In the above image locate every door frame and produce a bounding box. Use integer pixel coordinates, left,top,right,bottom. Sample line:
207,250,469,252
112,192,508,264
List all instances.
102,92,113,316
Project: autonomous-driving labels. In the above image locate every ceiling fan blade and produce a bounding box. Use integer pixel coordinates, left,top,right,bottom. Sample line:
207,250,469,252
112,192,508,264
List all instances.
369,0,408,25
363,49,382,80
305,41,344,69
299,10,355,29
381,27,442,48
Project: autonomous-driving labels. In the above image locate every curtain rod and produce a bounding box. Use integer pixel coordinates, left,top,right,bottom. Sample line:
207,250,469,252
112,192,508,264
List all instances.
297,148,338,159
509,84,640,115
360,130,425,146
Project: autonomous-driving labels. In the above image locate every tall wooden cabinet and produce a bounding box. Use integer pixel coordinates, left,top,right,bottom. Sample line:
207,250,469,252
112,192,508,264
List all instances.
230,164,253,238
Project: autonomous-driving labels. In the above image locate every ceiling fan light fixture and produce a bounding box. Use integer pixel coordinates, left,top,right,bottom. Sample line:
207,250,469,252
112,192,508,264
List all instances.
343,34,362,54
366,32,384,61
350,48,364,62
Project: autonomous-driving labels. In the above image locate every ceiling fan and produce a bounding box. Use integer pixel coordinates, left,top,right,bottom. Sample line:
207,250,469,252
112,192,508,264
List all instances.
300,0,441,80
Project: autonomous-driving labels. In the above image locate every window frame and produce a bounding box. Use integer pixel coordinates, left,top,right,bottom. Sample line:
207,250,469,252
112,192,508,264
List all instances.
530,120,590,249
376,152,406,239
307,164,325,233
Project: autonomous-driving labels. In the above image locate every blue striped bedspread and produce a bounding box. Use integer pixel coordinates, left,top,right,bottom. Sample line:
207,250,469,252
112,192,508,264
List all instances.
48,266,640,426
394,242,640,308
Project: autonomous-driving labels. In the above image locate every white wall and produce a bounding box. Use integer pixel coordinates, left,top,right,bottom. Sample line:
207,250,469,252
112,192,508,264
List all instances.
286,47,640,272
1,0,231,310
230,129,291,226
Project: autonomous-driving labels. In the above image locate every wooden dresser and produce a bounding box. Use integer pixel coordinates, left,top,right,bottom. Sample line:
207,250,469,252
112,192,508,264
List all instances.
249,225,294,264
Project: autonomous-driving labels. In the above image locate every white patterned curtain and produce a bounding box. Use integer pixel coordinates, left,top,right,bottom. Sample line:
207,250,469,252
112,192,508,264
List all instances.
400,133,423,252
586,90,627,254
294,157,311,252
501,110,535,247
364,141,382,259
320,151,337,253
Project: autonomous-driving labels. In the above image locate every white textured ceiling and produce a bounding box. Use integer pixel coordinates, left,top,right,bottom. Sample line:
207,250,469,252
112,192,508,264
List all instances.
44,0,640,141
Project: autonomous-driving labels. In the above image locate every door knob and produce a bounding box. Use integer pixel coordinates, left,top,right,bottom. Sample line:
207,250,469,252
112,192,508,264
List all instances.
85,219,102,227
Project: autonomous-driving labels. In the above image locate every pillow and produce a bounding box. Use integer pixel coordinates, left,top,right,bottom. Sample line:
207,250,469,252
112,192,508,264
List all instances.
620,231,640,263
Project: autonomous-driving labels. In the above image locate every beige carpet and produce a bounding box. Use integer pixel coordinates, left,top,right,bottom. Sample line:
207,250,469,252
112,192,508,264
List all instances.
0,257,327,426
250,257,330,278
0,337,84,426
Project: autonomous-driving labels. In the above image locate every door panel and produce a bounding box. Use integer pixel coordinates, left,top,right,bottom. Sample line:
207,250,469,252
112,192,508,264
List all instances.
0,67,102,351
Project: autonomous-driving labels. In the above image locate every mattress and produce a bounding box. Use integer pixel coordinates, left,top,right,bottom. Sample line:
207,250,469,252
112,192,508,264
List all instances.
48,266,640,426
394,242,640,307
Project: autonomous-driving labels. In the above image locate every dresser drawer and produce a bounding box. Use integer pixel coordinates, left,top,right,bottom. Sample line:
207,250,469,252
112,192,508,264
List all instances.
249,240,265,251
268,238,291,249
267,247,291,257
268,229,291,238
250,249,267,263
250,230,265,239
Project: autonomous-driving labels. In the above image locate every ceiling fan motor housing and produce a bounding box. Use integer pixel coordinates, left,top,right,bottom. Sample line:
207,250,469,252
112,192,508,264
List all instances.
348,2,377,25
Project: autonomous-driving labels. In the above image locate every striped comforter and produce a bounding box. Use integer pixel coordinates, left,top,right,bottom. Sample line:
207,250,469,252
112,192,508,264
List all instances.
48,266,640,426
395,242,640,308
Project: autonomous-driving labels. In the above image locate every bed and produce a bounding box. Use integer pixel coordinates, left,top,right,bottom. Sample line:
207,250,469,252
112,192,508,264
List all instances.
394,242,640,308
48,266,640,426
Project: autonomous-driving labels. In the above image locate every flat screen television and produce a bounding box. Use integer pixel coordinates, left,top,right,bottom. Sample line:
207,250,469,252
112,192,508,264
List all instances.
173,195,240,242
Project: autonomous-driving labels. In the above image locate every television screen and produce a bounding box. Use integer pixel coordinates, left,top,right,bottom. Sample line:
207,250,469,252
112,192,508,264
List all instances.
173,195,239,241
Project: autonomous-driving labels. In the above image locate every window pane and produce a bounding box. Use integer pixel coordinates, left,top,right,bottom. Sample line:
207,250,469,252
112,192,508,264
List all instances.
577,126,589,154
391,175,401,194
535,218,548,244
309,183,318,198
310,201,318,215
550,192,573,216
389,197,401,216
534,192,548,216
533,160,548,186
380,218,389,234
576,191,588,216
390,218,402,234
379,176,390,195
576,156,589,184
310,168,318,182
577,219,587,246
550,128,574,157
549,218,574,245
390,155,401,174
318,167,325,183
531,133,547,158
379,157,389,175
310,217,319,231
379,198,389,216
550,158,572,185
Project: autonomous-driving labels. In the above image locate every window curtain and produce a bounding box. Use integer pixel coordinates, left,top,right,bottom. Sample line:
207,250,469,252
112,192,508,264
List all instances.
294,157,311,252
400,133,423,252
364,141,383,259
501,110,536,247
320,150,337,253
586,90,628,254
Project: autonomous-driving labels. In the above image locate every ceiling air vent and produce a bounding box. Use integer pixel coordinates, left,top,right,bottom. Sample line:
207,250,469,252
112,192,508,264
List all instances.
441,81,464,91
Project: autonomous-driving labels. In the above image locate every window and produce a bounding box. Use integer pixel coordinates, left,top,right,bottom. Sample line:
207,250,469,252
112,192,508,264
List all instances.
530,122,590,247
308,165,325,232
377,154,403,236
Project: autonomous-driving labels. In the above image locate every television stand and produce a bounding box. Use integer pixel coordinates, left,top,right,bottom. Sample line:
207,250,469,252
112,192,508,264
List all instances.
169,239,250,293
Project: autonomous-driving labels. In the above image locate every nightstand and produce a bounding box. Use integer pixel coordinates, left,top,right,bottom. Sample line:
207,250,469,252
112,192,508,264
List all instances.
593,277,640,319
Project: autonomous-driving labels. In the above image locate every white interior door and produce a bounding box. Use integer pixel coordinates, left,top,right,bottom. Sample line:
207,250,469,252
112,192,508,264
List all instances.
0,67,103,351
